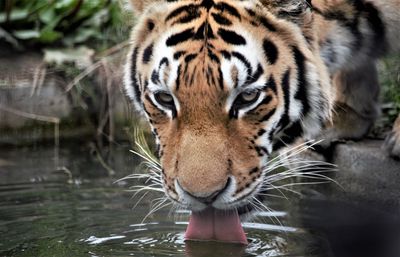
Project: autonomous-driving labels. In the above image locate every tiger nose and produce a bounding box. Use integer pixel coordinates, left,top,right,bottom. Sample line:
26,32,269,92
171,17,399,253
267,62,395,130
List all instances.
179,178,231,204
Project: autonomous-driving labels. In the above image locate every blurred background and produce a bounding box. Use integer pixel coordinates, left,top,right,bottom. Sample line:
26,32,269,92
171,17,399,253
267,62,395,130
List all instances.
0,0,144,149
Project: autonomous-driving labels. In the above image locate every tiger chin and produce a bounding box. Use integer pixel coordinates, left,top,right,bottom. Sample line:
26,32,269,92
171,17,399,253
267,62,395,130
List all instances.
123,0,400,245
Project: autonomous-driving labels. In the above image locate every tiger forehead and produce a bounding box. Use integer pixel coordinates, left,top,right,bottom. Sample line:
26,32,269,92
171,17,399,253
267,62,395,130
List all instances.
137,0,286,92
153,0,272,50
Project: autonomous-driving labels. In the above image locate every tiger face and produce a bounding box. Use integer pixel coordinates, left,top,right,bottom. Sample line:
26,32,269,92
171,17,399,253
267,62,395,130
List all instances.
125,0,333,213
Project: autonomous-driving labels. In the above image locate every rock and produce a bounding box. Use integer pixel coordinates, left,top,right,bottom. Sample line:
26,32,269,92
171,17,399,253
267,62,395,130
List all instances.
331,140,400,208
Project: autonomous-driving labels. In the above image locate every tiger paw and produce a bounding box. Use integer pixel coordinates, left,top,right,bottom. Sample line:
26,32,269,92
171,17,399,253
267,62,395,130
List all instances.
383,115,400,159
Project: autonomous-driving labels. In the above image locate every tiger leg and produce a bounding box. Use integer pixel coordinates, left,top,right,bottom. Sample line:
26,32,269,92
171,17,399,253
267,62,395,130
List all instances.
383,115,400,159
321,61,381,144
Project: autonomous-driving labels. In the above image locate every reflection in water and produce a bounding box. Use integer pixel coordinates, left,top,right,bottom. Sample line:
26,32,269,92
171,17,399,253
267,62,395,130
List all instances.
296,198,400,257
0,143,399,257
185,241,246,257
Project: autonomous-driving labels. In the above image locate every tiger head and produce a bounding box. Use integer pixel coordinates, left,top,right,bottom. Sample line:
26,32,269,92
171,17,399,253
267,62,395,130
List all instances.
125,0,333,213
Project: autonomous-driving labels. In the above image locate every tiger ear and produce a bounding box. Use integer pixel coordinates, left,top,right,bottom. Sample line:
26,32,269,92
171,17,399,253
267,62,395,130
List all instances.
260,0,312,24
129,0,162,15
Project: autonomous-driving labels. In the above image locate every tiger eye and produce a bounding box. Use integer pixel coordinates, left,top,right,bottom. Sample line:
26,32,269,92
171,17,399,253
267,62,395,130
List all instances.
241,91,259,102
158,93,173,103
154,92,175,110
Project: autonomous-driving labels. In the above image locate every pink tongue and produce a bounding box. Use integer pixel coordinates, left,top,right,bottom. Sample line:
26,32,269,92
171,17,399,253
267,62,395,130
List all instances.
185,207,248,245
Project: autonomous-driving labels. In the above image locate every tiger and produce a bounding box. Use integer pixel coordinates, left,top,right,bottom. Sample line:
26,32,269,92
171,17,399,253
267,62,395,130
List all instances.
124,0,400,244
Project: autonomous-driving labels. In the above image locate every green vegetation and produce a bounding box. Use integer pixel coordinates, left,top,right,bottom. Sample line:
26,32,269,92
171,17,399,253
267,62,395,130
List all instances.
0,0,132,50
379,55,400,124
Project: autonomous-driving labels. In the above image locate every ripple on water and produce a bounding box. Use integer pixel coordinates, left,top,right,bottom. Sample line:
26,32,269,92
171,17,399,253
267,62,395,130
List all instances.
78,218,303,257
0,180,304,257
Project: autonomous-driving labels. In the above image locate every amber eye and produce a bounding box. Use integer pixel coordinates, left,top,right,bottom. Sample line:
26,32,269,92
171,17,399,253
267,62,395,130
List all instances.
154,92,175,109
233,90,261,110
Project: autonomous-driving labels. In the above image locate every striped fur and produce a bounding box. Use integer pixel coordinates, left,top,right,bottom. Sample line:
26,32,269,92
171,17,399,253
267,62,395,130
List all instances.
124,0,399,211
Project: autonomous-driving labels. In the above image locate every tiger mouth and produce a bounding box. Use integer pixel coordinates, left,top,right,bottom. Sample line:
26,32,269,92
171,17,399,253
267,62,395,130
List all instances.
183,191,266,245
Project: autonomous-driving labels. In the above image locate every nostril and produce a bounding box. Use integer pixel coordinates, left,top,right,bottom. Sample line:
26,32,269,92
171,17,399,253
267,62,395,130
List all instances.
185,177,231,205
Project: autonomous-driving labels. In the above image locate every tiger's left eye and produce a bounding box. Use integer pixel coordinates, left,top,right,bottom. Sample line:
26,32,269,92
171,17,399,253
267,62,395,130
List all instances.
154,92,175,109
232,90,261,110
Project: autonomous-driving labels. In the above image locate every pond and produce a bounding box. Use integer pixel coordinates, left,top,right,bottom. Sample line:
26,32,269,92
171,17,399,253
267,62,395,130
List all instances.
0,142,399,257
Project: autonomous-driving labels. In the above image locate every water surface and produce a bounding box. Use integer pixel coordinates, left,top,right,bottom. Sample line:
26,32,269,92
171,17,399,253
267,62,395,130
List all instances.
0,143,399,257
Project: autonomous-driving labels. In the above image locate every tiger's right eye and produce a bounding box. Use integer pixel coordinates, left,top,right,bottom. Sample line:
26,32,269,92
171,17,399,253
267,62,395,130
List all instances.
154,92,175,110
232,90,261,110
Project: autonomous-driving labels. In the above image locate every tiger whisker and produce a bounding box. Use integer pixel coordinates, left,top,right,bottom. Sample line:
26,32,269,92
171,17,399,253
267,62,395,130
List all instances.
142,198,171,223
251,197,283,228
131,191,150,210
257,193,288,199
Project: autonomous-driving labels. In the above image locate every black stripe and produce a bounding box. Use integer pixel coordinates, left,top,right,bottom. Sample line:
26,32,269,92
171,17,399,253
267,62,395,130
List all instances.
166,29,195,46
278,69,291,130
263,39,278,65
273,121,303,151
292,47,310,115
221,50,231,60
259,16,277,32
151,70,160,84
260,147,270,156
130,48,141,105
253,95,273,111
211,13,232,25
143,107,152,118
245,8,256,17
246,64,264,85
208,50,220,64
357,1,387,56
159,57,169,68
175,64,182,90
257,129,266,137
214,2,241,20
142,43,153,64
207,23,215,38
185,53,197,63
249,167,259,175
265,75,277,94
218,29,246,45
200,0,214,10
259,108,276,122
166,5,196,22
174,51,186,60
194,22,206,40
145,94,165,114
254,146,264,157
247,94,272,116
175,8,201,24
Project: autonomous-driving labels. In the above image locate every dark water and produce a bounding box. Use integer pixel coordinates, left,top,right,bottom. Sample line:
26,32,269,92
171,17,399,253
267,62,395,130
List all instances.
0,143,399,257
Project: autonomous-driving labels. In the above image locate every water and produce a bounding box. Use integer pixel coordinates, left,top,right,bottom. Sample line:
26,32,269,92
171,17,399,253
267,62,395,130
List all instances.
0,143,399,257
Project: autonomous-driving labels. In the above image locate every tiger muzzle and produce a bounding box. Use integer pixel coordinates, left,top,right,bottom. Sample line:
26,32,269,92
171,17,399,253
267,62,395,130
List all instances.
176,131,230,201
